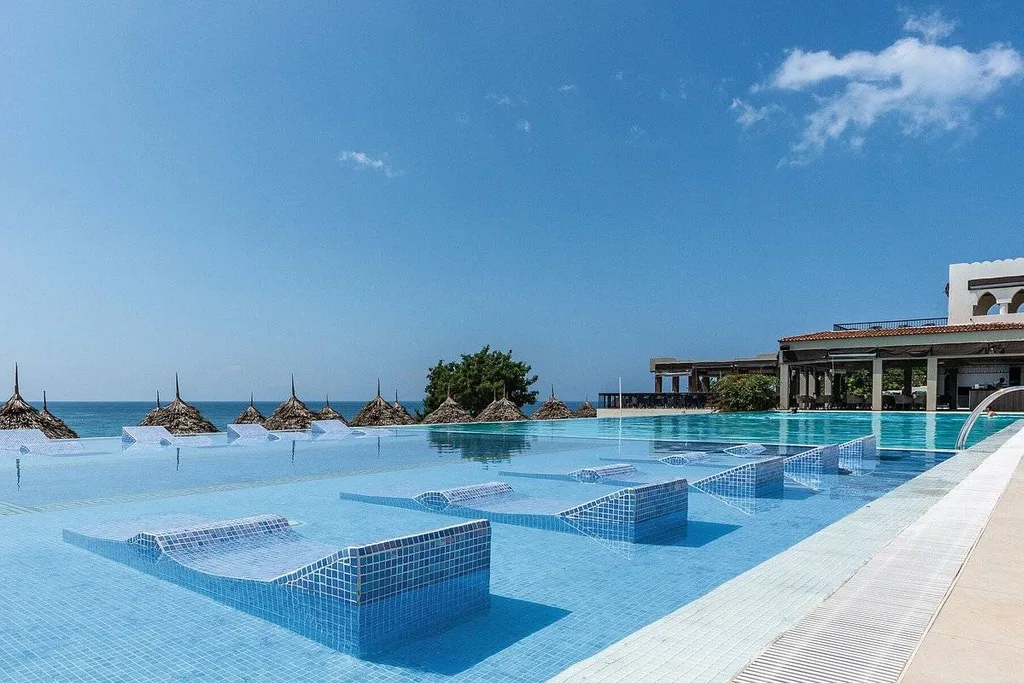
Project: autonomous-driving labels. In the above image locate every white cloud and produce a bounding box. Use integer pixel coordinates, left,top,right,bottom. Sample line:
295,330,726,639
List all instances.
485,93,525,107
628,124,647,139
516,120,531,133
730,98,781,127
455,111,471,125
752,20,1022,163
558,84,578,94
903,10,956,43
338,151,401,178
613,70,624,81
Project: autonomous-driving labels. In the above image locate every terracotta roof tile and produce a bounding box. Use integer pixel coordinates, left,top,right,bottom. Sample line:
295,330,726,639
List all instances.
780,322,1024,343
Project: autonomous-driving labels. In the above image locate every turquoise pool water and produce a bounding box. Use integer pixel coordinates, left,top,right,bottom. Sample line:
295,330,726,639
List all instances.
0,413,1017,682
425,411,1021,450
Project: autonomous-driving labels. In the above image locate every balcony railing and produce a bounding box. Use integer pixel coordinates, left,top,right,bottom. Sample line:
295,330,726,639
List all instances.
832,317,948,332
597,392,708,409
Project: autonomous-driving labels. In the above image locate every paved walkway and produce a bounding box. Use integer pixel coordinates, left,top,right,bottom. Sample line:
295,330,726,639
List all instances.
901,449,1024,682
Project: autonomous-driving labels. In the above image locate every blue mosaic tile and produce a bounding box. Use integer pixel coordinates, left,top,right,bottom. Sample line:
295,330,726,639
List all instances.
690,457,785,515
63,515,492,657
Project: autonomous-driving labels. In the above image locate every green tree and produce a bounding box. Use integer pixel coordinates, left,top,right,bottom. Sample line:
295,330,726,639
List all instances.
423,346,539,416
708,374,778,412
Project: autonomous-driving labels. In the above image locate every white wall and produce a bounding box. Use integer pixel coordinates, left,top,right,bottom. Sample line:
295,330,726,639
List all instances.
948,258,1024,325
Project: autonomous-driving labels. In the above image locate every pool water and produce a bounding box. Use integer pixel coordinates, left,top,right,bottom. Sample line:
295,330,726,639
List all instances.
430,410,1021,450
0,413,1015,682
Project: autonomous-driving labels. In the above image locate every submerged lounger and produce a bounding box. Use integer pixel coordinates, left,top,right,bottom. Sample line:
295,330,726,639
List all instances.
722,443,768,458
341,479,688,543
782,444,840,491
226,423,280,442
64,514,491,656
310,419,352,439
0,428,49,452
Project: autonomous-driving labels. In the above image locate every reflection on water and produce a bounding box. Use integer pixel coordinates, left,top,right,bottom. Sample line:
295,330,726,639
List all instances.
427,430,532,463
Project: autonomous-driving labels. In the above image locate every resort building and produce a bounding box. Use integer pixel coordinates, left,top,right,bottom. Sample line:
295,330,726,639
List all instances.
779,258,1024,412
638,258,1024,412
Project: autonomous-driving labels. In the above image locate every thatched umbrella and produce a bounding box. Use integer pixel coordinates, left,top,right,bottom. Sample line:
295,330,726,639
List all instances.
39,391,78,439
391,391,416,425
573,399,597,418
139,391,167,427
349,381,408,427
474,395,527,422
264,375,317,431
421,395,473,424
0,365,51,435
316,394,348,425
154,374,217,435
530,387,573,421
234,392,266,425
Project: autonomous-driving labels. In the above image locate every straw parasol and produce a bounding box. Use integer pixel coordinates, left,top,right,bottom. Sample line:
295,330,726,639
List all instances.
139,391,167,427
153,374,217,435
234,392,266,425
264,375,317,431
421,394,473,424
573,399,597,418
316,394,348,425
474,392,527,422
391,391,417,425
349,381,408,427
530,387,573,421
38,390,78,439
0,365,55,436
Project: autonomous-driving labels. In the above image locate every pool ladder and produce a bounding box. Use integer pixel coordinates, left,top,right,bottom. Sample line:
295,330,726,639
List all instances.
954,386,1024,450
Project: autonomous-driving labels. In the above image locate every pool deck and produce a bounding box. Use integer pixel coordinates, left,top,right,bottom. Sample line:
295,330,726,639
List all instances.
901,446,1024,682
549,421,1024,683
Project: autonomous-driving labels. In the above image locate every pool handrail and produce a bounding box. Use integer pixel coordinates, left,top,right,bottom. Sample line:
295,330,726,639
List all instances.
954,386,1024,450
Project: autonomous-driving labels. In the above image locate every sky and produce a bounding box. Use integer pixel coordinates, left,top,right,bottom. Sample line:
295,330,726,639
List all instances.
1,1,1023,401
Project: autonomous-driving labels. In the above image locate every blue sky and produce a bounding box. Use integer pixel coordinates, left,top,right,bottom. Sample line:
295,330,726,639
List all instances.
1,2,1022,401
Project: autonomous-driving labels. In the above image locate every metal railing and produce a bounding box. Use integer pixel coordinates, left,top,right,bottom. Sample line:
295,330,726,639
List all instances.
597,392,709,409
832,317,948,331
955,386,1024,450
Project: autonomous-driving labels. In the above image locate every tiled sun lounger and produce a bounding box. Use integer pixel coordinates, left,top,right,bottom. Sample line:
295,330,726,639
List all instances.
341,479,688,543
0,428,49,452
64,514,491,656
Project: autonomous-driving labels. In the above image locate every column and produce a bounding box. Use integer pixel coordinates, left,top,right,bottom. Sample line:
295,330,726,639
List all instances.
798,368,808,398
779,362,791,409
807,370,817,398
822,370,833,400
872,358,884,411
903,366,913,396
671,376,680,393
926,357,938,412
654,374,663,393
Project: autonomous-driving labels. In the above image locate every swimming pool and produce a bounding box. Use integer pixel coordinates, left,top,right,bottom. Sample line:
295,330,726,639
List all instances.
426,410,1021,451
0,413,1018,682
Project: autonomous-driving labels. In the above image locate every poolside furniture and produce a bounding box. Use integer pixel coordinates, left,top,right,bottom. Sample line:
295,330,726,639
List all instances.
722,443,767,457
310,419,353,440
122,425,174,446
341,478,689,543
782,444,839,491
226,423,279,442
0,428,49,452
64,515,491,656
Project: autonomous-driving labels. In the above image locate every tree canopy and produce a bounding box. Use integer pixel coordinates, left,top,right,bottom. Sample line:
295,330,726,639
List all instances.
423,346,539,416
708,374,778,412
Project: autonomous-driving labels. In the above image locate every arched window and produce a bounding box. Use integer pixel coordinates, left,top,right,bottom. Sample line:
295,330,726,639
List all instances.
1011,289,1024,314
974,292,999,316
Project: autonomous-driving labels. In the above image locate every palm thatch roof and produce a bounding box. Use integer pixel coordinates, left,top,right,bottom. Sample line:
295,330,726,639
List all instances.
39,391,78,439
391,391,417,425
349,381,409,427
573,399,597,418
264,376,317,431
475,396,527,422
0,365,68,438
234,392,266,425
530,387,573,420
139,391,167,427
420,395,473,424
149,374,217,435
316,395,347,425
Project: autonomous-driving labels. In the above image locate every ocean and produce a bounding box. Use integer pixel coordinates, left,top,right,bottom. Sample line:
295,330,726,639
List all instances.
44,400,585,438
